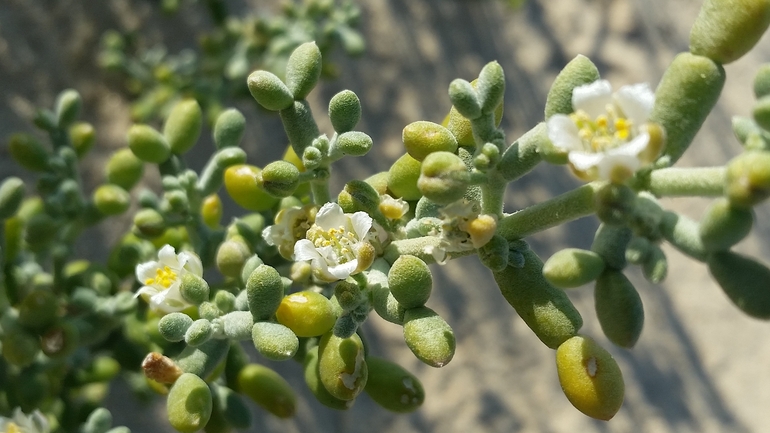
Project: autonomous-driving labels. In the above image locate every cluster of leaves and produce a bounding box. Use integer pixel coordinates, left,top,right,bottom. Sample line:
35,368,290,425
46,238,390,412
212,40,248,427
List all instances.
99,0,363,123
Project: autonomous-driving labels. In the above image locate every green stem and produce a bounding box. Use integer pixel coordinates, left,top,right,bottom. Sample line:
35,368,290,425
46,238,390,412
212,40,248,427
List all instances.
497,182,602,241
383,237,475,265
311,179,332,205
647,167,725,197
480,169,506,217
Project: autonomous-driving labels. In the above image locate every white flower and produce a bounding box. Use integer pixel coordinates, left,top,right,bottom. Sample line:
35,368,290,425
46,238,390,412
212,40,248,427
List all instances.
424,199,496,264
0,408,49,433
378,194,410,220
135,245,203,313
293,203,376,282
546,79,662,183
262,205,316,260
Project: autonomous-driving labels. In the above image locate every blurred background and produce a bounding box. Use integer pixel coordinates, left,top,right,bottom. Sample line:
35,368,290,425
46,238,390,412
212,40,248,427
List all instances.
1,0,770,431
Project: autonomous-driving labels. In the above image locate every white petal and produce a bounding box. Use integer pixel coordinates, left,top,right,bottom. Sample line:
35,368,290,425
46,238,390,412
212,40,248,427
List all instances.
547,115,583,151
315,203,346,229
327,260,358,280
294,239,322,262
179,251,203,276
135,285,160,298
608,132,650,157
572,80,613,118
596,154,641,180
614,83,654,124
568,151,605,171
262,226,276,245
157,245,179,267
136,261,160,283
350,211,373,240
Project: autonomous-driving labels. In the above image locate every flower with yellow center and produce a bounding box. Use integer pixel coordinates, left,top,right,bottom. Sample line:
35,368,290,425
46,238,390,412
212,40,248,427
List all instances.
262,205,317,260
378,194,410,220
135,244,203,313
293,203,376,282
0,408,49,433
547,80,663,183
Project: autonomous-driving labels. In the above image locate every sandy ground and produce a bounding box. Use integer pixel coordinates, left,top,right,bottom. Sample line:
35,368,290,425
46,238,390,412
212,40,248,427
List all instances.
2,0,770,432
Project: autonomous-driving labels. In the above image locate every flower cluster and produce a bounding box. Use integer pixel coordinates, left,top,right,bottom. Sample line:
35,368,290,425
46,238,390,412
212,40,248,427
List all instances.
135,245,203,313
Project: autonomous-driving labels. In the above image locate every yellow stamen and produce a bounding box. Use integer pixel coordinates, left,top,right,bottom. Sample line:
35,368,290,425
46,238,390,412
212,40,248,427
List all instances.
147,266,177,288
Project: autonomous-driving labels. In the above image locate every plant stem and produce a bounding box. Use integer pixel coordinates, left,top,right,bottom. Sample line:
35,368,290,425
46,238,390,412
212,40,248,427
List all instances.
497,182,602,241
480,169,506,217
647,167,725,197
383,237,475,265
311,179,332,205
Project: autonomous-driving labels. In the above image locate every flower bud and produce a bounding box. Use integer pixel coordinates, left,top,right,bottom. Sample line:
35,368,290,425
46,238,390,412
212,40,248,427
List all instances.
237,364,296,418
216,239,251,279
303,345,354,410
641,244,668,284
364,356,425,413
477,61,505,115
159,312,194,342
699,197,754,251
55,88,82,127
335,131,373,157
595,269,644,348
651,53,725,166
329,90,361,133
163,99,202,155
133,208,165,238
221,311,253,340
197,147,247,196
402,121,458,162
754,95,770,131
388,255,432,309
69,121,96,157
239,254,264,285
275,291,337,337
318,331,368,400
213,290,236,314
725,151,770,207
106,148,144,190
247,70,294,111
403,306,455,368
689,0,770,64
232,213,266,247
0,177,24,220
448,79,481,120
543,248,606,289
198,302,221,321
285,42,322,100
8,133,50,172
213,108,246,149
177,273,209,306
93,184,131,216
417,151,470,205
261,160,300,197
493,248,583,349
708,251,770,318
556,335,625,420
251,321,299,361
25,213,59,250
185,319,213,347
280,101,321,155
338,180,380,215
544,55,600,119
224,164,280,211
167,373,212,433
128,124,171,163
246,264,284,321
